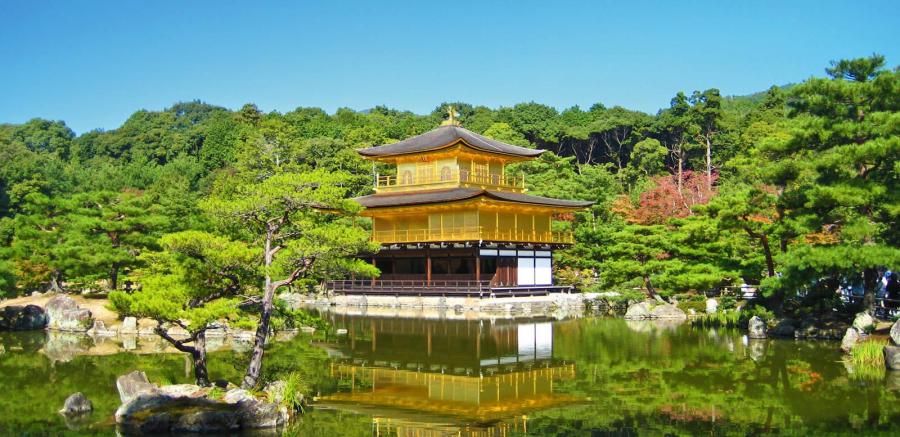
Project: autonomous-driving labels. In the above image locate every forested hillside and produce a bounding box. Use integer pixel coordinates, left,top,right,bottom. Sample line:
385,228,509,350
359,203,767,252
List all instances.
1,55,897,316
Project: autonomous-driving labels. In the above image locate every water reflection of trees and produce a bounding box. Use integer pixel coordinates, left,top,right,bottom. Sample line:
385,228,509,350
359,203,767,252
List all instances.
529,318,900,435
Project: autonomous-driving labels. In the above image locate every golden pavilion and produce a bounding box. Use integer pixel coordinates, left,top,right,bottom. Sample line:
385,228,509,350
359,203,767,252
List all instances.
328,109,593,297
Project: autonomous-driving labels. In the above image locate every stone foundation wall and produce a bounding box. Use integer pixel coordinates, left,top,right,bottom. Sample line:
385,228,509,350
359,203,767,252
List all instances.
285,292,589,320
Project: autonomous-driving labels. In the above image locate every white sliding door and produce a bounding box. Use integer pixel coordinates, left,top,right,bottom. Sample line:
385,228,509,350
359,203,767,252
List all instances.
534,257,552,285
517,257,535,285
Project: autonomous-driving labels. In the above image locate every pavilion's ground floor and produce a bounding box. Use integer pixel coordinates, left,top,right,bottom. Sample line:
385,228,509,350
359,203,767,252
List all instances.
326,243,573,297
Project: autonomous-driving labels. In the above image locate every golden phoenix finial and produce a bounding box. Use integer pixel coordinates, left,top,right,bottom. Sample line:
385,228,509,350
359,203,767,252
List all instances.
441,105,461,126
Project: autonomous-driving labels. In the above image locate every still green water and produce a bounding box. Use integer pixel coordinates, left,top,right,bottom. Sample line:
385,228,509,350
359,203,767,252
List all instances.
1,314,898,436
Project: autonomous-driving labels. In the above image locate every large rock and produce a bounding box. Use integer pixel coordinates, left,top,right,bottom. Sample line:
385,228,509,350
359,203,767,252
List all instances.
263,380,287,406
748,316,767,339
649,304,687,320
223,388,288,429
705,298,718,314
116,370,158,403
852,312,875,332
0,305,48,330
885,345,900,371
624,301,652,320
841,327,860,353
45,296,93,332
114,374,287,433
172,410,239,433
59,392,93,416
891,321,900,346
120,317,138,335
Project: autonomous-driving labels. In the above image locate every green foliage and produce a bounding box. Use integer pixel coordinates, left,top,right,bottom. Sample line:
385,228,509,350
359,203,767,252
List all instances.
109,230,257,330
676,298,706,314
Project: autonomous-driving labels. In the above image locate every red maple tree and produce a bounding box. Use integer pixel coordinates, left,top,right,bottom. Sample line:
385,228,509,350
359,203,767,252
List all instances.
614,171,717,225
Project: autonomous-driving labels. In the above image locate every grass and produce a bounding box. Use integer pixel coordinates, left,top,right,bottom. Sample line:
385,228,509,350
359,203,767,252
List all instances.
280,372,309,413
690,305,775,329
691,310,742,328
848,339,887,368
845,339,888,381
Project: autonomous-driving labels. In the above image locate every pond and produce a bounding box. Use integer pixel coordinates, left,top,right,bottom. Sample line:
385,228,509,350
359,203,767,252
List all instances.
1,313,898,436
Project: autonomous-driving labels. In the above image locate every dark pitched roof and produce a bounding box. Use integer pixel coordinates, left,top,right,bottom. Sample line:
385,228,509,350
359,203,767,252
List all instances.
484,190,596,208
354,188,594,209
357,125,544,158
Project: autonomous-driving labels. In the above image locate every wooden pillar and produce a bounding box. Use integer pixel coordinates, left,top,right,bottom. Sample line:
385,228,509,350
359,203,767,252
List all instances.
371,257,376,286
426,247,432,286
475,249,481,283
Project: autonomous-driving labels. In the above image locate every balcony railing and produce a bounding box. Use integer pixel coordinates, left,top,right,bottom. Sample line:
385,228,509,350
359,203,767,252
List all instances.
375,170,524,192
371,226,574,244
325,279,574,297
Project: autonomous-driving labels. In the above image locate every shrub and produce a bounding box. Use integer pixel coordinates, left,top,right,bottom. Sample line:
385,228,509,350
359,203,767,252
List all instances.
677,300,706,314
719,295,737,310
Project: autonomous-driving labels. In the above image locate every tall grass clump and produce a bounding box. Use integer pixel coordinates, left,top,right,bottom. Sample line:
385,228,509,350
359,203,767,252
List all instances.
280,372,310,413
845,339,888,381
849,339,887,368
691,305,774,329
692,310,742,328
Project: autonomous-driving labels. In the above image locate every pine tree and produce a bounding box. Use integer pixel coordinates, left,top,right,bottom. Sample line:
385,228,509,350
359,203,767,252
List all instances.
759,55,900,313
110,231,257,386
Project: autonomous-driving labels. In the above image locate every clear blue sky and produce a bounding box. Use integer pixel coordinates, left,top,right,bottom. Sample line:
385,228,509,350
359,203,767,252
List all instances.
2,0,898,134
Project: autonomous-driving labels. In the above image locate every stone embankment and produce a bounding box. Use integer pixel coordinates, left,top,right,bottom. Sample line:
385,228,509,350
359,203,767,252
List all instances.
285,291,596,319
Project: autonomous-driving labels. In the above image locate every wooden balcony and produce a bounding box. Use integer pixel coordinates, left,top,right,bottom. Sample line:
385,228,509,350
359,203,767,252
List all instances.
370,226,574,245
376,170,525,193
327,279,574,297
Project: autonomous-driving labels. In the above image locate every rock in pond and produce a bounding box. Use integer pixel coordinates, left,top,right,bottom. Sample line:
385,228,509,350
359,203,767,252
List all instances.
649,304,687,320
87,320,117,337
120,316,138,334
223,388,289,429
46,296,93,332
748,316,767,339
624,301,652,320
852,312,874,332
116,370,158,403
0,304,48,331
114,373,289,434
885,345,900,371
59,392,92,416
841,327,860,353
891,320,900,346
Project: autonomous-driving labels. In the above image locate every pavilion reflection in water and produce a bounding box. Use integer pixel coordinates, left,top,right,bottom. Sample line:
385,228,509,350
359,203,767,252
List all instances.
317,314,578,436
